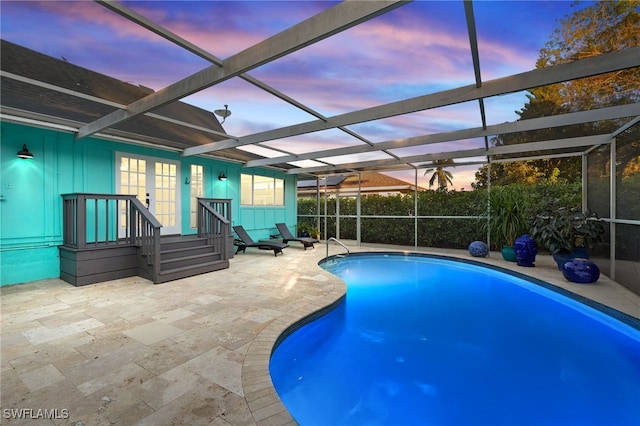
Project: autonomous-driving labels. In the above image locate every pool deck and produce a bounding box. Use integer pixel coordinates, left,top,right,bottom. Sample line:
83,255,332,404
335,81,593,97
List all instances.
2,243,639,425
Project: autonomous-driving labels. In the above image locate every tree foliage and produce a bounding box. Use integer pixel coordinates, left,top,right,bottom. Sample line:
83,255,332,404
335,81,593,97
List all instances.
538,0,640,108
424,159,454,191
472,159,579,190
297,182,582,250
474,1,640,188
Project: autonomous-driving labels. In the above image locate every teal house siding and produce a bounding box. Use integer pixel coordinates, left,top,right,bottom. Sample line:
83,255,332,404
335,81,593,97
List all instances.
236,169,298,241
0,121,297,286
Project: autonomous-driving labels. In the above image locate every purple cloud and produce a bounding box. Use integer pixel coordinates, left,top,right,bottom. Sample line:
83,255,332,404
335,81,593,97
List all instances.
1,0,579,189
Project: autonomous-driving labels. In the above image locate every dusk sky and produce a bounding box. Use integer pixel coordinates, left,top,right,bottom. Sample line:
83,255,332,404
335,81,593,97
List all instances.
1,1,592,190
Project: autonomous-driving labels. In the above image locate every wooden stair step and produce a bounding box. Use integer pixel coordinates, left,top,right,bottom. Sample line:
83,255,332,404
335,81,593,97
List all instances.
160,252,221,269
156,259,229,283
160,245,214,260
160,237,209,251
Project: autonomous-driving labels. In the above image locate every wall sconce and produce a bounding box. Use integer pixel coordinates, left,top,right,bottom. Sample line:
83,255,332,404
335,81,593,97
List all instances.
184,177,190,185
17,144,34,159
218,173,227,181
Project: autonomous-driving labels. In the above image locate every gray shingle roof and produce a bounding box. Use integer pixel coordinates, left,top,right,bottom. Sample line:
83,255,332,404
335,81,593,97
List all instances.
0,39,265,163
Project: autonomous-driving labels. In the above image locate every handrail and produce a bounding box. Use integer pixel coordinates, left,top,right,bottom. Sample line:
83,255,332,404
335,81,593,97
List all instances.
61,193,161,247
60,194,233,283
327,237,350,259
197,199,231,261
129,197,162,280
130,197,163,229
61,193,162,280
198,198,232,221
198,202,229,225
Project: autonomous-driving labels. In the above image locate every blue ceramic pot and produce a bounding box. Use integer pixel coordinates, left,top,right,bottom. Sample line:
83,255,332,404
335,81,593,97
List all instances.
562,258,600,283
514,234,537,267
552,247,590,270
501,245,517,262
468,241,489,257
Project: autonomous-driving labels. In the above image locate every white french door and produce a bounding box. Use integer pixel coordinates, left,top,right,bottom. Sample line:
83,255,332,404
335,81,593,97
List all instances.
117,153,181,235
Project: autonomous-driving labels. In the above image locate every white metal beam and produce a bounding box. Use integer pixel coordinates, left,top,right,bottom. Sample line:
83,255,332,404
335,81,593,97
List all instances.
490,151,583,164
1,70,233,139
244,103,640,167
286,134,612,175
95,2,329,122
101,0,407,163
611,115,640,138
184,47,640,156
98,0,405,163
488,134,611,156
76,0,408,140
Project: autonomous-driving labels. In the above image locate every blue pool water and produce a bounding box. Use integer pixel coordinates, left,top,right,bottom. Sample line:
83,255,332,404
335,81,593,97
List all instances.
269,253,640,426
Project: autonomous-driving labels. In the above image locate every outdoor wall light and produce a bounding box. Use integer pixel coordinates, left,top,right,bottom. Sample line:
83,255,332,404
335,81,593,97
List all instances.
17,144,34,159
218,173,227,181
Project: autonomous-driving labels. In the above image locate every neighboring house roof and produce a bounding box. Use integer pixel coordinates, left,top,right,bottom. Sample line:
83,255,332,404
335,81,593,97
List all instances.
297,176,347,188
297,172,424,195
0,40,263,164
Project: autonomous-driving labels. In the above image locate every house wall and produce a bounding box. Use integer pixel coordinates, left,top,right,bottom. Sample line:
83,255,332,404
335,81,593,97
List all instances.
0,121,297,286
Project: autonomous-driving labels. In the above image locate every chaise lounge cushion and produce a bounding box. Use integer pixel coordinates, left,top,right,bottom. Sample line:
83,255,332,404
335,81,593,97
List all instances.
233,225,288,256
275,223,318,250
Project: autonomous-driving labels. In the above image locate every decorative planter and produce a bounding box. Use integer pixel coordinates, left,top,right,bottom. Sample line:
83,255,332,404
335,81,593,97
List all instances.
501,245,517,262
514,234,537,267
562,258,600,283
468,241,489,257
552,247,590,270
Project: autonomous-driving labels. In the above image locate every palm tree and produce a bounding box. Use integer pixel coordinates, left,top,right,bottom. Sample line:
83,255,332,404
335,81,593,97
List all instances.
424,159,454,191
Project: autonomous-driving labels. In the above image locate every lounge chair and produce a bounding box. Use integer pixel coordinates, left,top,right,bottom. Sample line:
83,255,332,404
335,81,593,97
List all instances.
233,225,288,256
276,223,319,250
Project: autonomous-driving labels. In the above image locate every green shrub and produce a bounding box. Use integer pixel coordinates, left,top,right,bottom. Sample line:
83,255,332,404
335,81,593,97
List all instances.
297,182,582,250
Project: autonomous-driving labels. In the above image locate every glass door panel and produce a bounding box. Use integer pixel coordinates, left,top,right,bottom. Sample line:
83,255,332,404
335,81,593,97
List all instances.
117,154,180,236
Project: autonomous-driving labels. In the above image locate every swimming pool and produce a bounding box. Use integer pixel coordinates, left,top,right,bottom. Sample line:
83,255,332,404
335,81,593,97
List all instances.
269,253,640,426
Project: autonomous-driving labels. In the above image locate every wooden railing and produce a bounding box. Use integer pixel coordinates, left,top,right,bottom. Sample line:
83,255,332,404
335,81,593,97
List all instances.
62,193,162,276
61,194,232,282
197,198,232,261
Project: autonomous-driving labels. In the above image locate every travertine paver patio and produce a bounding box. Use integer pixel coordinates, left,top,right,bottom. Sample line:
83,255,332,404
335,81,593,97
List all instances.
2,243,639,425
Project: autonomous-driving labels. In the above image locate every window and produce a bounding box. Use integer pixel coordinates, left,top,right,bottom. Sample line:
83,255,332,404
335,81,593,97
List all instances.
241,174,253,205
241,174,284,206
190,165,204,228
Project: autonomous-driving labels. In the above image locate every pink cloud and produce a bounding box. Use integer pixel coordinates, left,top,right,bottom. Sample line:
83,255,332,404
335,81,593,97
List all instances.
35,1,163,42
2,0,550,186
